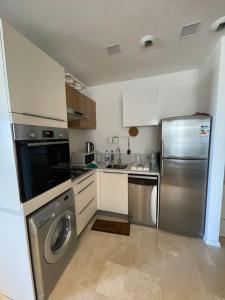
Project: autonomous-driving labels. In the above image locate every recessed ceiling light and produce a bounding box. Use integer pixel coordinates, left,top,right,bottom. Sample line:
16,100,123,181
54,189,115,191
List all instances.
211,16,225,32
180,22,201,38
106,44,121,55
140,35,155,48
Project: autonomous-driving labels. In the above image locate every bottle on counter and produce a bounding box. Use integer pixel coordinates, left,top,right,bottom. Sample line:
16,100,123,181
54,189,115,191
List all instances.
105,150,110,166
110,150,114,164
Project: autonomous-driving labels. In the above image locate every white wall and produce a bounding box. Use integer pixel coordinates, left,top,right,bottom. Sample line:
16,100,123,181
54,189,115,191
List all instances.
220,174,225,236
69,69,199,155
198,37,225,246
0,20,35,300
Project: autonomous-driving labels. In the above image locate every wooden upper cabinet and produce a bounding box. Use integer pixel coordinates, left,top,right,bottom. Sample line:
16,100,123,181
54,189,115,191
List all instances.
65,84,79,110
66,85,96,129
79,93,96,129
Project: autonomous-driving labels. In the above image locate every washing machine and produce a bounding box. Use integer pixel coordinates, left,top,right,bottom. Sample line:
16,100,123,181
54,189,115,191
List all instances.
28,189,78,300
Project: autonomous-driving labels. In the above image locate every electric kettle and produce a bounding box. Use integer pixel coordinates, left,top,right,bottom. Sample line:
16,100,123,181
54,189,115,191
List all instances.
86,142,94,153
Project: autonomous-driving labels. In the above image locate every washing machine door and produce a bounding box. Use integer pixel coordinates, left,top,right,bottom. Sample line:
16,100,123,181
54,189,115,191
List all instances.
45,210,75,264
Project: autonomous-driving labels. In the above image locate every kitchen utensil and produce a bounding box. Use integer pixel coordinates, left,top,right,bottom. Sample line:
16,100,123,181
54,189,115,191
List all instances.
129,127,138,137
127,138,131,155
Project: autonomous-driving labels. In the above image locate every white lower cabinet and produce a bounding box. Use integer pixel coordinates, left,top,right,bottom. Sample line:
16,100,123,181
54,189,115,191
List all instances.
72,173,97,235
100,172,128,214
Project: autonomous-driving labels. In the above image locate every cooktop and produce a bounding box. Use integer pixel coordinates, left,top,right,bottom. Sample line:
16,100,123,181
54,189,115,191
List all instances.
70,167,90,179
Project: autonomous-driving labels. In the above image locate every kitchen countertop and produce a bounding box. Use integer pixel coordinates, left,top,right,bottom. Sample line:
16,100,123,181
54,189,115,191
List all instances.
71,163,160,183
95,163,160,176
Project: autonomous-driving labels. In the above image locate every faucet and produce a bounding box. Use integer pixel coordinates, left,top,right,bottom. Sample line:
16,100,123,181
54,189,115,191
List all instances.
116,148,121,164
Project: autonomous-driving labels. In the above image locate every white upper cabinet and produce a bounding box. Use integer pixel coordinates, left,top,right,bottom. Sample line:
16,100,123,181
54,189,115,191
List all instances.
122,90,159,127
1,21,67,122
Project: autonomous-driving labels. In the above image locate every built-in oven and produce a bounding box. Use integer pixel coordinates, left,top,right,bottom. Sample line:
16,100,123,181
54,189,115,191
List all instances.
13,124,71,203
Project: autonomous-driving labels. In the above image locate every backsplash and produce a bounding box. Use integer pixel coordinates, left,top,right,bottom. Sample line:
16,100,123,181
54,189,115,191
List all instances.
95,151,153,164
69,126,159,155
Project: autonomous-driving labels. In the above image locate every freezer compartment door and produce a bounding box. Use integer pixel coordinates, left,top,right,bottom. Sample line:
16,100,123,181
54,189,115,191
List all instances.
128,182,157,226
161,117,211,159
159,159,208,237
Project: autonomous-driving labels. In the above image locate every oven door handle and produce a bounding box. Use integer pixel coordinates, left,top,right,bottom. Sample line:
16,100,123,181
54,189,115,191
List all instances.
27,141,69,147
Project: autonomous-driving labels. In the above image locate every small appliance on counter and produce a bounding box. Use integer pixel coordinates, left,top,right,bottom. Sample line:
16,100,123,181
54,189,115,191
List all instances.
86,141,94,153
71,151,95,167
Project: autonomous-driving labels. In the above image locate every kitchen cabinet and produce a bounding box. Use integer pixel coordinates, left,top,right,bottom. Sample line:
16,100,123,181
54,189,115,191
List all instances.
79,93,96,129
72,172,97,235
66,84,79,109
2,21,67,123
122,91,159,126
100,172,128,214
67,89,96,129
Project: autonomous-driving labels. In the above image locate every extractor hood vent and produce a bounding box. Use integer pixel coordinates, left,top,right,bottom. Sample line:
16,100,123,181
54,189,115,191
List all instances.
67,107,89,121
180,22,200,38
106,44,121,55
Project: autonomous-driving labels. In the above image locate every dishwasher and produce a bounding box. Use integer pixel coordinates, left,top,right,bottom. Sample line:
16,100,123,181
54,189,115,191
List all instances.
128,174,158,227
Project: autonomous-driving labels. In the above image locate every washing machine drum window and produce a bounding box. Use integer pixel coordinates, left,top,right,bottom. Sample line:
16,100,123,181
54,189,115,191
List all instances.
45,211,74,264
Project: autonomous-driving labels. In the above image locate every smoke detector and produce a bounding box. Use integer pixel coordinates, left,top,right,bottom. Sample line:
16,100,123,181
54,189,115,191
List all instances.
211,16,225,32
106,44,121,55
180,22,201,38
140,35,155,48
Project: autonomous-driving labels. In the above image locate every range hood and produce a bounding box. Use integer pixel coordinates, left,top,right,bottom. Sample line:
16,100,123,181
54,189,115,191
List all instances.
67,107,89,121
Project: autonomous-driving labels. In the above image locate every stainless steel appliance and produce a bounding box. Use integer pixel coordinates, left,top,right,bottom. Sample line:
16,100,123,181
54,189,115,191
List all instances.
128,175,158,226
159,116,211,237
71,151,95,167
70,167,91,179
28,189,78,300
13,124,70,202
86,141,94,153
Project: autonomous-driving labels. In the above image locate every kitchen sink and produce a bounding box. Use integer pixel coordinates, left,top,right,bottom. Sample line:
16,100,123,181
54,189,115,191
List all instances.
106,164,128,169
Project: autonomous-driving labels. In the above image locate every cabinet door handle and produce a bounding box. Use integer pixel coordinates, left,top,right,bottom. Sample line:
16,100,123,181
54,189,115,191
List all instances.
18,112,66,122
78,198,95,215
77,180,95,194
102,171,124,174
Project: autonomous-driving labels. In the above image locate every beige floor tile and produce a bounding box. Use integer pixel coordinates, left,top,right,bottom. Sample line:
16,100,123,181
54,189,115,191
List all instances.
96,261,162,300
198,262,225,299
3,222,225,300
0,295,10,300
49,284,109,300
46,224,225,300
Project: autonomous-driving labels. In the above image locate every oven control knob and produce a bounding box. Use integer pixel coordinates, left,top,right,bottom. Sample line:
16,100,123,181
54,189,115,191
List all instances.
29,132,36,138
59,133,64,138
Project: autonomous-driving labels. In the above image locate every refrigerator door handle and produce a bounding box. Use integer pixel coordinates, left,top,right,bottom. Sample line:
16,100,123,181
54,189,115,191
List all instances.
161,140,164,158
161,159,163,176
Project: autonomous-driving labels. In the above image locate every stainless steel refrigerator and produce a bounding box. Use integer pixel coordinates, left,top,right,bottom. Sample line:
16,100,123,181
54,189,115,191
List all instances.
159,116,211,237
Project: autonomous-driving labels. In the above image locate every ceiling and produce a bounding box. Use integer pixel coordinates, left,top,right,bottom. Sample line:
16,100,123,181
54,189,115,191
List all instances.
0,0,225,86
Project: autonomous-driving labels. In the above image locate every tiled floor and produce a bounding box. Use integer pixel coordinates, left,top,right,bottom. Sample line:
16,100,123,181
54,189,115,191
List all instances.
48,219,225,300
1,220,225,300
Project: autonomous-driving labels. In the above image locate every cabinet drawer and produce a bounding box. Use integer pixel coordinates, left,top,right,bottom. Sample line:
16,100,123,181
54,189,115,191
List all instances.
76,198,97,235
73,173,95,194
75,180,96,215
